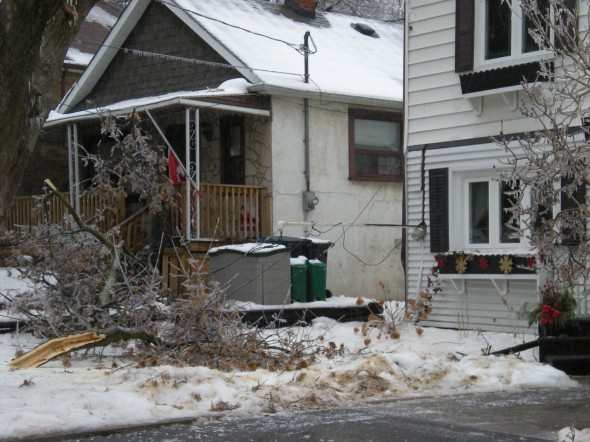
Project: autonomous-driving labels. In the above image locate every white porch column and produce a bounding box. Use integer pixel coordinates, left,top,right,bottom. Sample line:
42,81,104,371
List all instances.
184,109,201,240
67,123,80,215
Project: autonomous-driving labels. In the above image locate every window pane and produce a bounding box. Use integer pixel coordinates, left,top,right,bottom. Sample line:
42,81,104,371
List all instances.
470,182,489,243
355,153,376,175
523,0,549,53
378,156,401,175
485,0,511,59
354,119,400,151
500,180,520,243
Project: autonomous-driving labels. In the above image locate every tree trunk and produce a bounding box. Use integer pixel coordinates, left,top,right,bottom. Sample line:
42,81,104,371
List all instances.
0,0,98,227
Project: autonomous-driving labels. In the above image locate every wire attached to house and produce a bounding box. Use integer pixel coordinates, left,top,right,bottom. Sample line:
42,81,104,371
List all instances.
155,0,308,55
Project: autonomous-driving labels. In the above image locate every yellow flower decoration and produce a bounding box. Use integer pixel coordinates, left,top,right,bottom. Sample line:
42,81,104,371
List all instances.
455,255,469,274
499,255,513,274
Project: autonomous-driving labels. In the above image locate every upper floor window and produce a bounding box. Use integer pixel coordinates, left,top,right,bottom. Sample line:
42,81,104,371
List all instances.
477,0,551,67
348,109,403,182
455,0,566,76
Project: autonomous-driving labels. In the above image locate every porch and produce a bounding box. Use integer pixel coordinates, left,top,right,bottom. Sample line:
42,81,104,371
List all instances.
2,183,272,291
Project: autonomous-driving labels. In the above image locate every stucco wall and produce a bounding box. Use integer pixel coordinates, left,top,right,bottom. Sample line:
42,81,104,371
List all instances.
270,97,405,300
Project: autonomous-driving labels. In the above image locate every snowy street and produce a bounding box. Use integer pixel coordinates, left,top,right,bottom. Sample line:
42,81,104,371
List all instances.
68,382,590,441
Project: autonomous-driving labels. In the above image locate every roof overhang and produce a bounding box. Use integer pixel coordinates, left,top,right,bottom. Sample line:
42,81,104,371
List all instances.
247,83,403,111
57,0,262,115
45,96,271,128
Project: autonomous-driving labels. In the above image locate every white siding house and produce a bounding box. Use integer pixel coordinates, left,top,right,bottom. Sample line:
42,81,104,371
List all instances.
404,0,588,331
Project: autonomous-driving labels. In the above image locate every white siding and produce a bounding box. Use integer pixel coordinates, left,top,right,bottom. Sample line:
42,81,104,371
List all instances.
405,0,547,148
405,142,540,332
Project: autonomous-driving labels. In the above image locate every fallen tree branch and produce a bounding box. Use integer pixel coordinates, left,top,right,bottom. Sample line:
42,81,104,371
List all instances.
489,339,539,356
8,326,165,369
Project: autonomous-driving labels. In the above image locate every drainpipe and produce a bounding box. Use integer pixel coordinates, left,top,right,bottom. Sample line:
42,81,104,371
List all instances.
302,32,318,213
304,31,310,193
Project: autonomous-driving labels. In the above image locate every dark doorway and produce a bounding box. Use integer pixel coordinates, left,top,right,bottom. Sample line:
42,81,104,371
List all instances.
220,115,245,185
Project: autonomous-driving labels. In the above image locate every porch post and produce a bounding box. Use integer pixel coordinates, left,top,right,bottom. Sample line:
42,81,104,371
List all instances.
67,123,80,215
194,109,201,239
185,110,191,240
184,109,201,240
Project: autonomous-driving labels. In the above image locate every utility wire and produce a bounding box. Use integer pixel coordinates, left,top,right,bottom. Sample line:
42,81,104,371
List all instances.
155,0,308,54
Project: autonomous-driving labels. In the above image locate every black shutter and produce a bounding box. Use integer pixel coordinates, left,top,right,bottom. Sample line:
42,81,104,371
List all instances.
429,168,449,253
560,176,586,246
555,0,578,52
455,0,474,72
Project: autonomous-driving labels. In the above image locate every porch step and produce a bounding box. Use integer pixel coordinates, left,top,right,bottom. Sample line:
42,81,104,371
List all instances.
549,316,590,337
544,355,590,376
539,336,590,360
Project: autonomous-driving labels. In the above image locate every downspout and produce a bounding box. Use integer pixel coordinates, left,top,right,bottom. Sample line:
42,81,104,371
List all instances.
301,32,318,216
304,31,311,194
403,1,409,303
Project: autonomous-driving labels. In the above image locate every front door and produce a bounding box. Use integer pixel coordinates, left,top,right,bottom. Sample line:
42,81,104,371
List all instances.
220,115,245,185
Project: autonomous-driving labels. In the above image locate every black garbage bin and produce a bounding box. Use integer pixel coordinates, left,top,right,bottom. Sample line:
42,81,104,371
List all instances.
260,236,312,258
306,239,333,264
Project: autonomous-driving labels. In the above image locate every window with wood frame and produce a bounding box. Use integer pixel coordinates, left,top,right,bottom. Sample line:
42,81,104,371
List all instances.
348,109,403,182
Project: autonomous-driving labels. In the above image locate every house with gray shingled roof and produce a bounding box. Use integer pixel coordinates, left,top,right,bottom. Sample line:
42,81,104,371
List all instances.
38,0,406,300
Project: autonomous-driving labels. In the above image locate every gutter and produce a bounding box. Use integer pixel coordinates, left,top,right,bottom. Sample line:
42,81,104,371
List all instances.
247,83,403,111
44,97,271,128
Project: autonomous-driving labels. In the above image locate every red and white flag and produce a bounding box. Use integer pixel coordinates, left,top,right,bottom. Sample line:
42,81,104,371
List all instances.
168,149,186,185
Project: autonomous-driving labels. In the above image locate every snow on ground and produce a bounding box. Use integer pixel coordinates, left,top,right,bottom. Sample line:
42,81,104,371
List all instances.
0,268,586,440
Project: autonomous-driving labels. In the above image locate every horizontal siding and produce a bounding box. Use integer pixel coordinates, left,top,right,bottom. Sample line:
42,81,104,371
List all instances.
422,279,538,333
407,42,454,66
408,28,455,52
405,0,541,148
410,0,453,20
408,71,460,95
407,116,543,147
404,142,541,332
408,57,455,79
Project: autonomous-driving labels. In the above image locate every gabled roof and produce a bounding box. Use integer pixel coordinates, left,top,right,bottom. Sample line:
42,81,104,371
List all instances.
56,0,403,115
65,1,121,67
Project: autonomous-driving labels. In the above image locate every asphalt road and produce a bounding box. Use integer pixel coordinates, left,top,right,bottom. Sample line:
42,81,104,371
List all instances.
55,379,590,441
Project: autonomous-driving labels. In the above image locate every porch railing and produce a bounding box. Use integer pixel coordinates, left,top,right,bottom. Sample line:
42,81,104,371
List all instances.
172,182,271,241
3,183,272,250
3,191,125,240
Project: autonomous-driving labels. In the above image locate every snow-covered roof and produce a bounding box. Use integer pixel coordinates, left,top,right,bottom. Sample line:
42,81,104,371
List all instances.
56,0,403,115
65,1,121,67
172,0,404,103
46,78,269,127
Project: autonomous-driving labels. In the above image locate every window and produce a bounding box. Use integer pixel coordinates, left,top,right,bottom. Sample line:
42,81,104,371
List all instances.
477,0,551,67
349,110,402,181
452,173,526,249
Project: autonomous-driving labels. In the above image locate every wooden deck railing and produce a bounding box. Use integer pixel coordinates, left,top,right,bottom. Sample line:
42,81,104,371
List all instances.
3,191,125,239
173,182,271,240
116,205,152,253
3,183,272,250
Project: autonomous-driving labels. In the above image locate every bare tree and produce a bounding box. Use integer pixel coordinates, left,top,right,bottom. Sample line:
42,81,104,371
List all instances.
496,0,589,303
318,0,403,21
0,0,98,226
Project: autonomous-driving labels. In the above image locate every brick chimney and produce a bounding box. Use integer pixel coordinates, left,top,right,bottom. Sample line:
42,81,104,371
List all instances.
285,0,317,18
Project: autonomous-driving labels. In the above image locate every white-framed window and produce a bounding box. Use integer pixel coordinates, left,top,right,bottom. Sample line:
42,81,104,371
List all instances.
474,0,552,69
451,171,529,250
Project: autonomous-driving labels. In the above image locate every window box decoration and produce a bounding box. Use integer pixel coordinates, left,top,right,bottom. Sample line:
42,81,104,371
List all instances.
434,252,536,276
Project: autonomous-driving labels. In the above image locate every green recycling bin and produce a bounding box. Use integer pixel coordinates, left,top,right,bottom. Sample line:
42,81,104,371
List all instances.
290,257,308,303
308,259,327,301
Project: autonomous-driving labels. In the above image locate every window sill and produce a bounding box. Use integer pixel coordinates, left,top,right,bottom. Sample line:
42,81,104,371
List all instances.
435,252,536,276
348,175,403,183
